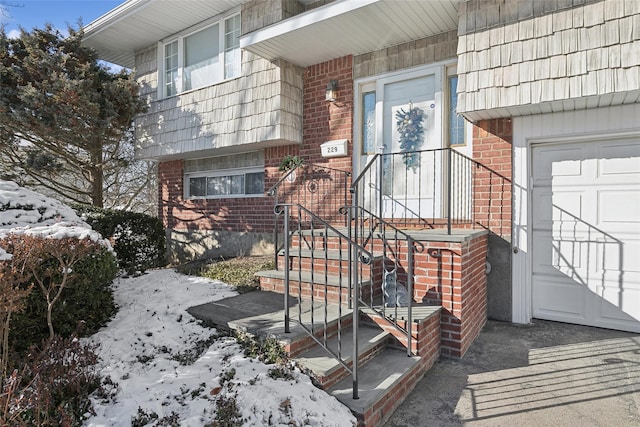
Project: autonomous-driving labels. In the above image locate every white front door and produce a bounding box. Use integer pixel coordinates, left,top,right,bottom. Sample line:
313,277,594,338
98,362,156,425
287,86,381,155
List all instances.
355,66,443,220
531,138,640,332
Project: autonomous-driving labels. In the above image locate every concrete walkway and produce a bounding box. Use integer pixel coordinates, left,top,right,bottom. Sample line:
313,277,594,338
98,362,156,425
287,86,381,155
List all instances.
385,319,640,426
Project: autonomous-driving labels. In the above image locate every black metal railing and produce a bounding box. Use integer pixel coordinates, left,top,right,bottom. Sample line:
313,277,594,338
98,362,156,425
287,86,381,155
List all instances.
276,203,371,399
351,148,511,238
340,205,425,357
267,148,510,401
269,163,351,268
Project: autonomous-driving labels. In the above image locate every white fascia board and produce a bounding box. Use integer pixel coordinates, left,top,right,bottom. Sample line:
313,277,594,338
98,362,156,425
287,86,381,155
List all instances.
240,0,379,49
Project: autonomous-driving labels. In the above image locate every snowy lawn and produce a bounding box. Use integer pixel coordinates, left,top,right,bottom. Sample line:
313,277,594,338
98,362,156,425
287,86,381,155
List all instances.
85,269,356,426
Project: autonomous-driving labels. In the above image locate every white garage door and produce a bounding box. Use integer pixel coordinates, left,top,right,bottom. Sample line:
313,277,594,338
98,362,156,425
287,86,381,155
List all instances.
531,138,640,332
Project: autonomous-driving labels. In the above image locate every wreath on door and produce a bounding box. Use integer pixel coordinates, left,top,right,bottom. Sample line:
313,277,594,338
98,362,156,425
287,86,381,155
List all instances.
395,103,425,171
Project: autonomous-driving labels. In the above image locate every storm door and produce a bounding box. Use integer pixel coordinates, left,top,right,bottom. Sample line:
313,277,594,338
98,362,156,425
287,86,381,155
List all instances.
356,67,443,221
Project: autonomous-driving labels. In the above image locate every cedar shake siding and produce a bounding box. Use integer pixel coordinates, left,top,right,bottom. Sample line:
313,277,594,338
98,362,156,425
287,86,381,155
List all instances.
457,0,640,120
134,49,303,161
353,30,459,80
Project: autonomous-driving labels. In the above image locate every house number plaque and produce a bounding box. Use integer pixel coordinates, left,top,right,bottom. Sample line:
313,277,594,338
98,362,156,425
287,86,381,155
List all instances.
320,139,348,158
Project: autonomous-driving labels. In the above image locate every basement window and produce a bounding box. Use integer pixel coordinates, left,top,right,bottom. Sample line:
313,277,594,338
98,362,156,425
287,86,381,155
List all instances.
184,153,264,199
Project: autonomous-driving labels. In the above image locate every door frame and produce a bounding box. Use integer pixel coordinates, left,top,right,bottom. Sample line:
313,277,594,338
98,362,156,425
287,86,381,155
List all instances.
512,105,640,325
352,60,455,219
352,60,456,177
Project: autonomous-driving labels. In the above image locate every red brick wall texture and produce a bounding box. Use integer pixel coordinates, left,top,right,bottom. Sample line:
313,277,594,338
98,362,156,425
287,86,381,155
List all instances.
414,233,488,358
158,56,354,233
472,118,513,238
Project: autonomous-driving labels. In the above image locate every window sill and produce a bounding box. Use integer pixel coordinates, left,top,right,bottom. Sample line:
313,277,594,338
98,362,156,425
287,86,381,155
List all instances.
160,75,243,101
187,194,265,200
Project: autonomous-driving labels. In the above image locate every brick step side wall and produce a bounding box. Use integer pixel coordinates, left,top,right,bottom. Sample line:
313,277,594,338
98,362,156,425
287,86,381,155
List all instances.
280,254,384,280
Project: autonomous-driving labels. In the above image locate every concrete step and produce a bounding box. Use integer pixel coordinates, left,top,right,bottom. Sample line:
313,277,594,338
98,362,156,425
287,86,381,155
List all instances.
295,323,391,390
362,305,442,357
188,291,353,357
256,269,381,304
279,248,384,262
289,228,385,254
328,348,432,427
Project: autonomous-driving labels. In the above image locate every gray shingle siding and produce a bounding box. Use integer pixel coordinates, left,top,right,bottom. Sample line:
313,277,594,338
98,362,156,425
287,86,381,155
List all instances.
457,0,640,120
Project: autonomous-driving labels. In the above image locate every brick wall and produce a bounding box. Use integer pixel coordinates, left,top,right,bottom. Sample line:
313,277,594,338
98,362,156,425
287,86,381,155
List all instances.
157,56,354,241
158,159,276,234
412,233,488,358
472,118,512,239
457,233,489,356
302,55,353,168
270,55,354,224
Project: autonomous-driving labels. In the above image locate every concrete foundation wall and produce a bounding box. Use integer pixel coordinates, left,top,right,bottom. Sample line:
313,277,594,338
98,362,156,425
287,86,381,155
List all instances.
167,229,274,264
472,117,513,322
486,234,512,321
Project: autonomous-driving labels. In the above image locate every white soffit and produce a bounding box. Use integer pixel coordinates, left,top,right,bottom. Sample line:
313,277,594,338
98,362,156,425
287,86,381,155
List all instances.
461,90,640,122
83,0,246,68
241,0,459,67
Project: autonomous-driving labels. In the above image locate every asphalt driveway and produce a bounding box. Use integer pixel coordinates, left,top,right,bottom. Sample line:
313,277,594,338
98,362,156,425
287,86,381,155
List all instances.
385,319,640,426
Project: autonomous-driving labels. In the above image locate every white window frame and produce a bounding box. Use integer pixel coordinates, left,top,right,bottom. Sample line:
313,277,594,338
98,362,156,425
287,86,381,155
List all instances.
158,10,241,99
184,166,265,199
446,65,467,147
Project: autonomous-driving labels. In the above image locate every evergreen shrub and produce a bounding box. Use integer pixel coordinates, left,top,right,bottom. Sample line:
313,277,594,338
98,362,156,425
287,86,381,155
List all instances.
6,237,118,355
77,206,167,274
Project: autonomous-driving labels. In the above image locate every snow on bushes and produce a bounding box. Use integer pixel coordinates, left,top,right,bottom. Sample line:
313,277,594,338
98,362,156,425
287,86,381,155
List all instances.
0,180,117,349
0,180,112,256
0,180,87,229
0,181,118,425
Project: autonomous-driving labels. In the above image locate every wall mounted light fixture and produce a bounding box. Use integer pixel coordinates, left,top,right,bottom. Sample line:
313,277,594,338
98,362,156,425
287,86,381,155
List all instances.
325,80,338,102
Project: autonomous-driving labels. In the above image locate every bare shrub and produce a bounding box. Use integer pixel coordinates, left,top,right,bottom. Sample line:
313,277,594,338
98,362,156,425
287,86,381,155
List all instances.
0,334,102,426
2,234,104,339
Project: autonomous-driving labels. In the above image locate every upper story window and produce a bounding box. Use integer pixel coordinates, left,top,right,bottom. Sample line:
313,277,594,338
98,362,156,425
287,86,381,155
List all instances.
161,13,240,98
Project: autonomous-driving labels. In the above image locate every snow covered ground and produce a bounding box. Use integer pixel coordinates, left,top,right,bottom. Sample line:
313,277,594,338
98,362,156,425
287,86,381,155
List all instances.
0,180,355,426
84,269,356,426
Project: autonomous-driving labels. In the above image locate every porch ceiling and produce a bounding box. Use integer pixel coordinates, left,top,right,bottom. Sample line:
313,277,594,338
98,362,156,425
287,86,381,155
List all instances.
241,0,459,68
83,0,246,68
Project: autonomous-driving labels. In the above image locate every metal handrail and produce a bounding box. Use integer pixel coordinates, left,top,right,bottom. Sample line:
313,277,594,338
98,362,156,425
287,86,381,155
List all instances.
267,163,303,196
341,204,425,356
274,204,373,262
350,147,511,237
269,163,352,269
339,205,426,253
449,149,511,182
350,153,380,192
275,203,372,399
